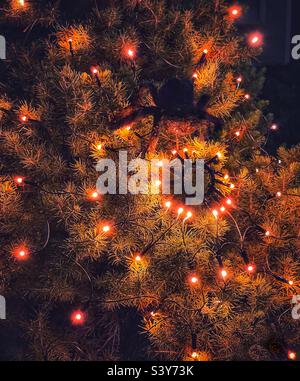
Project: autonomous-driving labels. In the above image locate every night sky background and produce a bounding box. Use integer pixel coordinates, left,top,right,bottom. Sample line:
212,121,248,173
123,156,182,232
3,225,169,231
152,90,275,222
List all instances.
0,0,299,360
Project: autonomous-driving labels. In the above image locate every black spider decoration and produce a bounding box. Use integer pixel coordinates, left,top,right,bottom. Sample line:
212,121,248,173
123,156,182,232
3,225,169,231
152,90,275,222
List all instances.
174,151,229,204
113,78,222,157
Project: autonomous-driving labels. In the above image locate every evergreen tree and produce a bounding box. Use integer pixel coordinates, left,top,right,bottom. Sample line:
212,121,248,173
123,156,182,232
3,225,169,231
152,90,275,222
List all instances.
0,0,299,361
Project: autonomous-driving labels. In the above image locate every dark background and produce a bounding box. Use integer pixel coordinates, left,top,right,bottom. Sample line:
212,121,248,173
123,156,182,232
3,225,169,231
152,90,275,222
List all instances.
238,0,300,148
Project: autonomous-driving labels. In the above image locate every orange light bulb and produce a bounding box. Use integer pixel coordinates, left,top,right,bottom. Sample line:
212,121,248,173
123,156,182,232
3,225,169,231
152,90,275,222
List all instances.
90,191,99,200
186,211,193,219
177,207,184,216
221,269,228,278
16,248,28,260
247,264,255,273
248,32,263,47
20,115,28,122
102,225,111,233
190,276,199,284
126,48,136,59
14,176,24,185
228,5,242,19
212,209,219,219
165,201,171,209
288,351,296,361
70,310,85,326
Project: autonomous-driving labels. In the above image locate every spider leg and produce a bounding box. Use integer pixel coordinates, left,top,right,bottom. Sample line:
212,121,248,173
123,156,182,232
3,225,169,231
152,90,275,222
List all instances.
196,94,223,136
140,109,162,157
112,106,158,131
140,82,160,106
203,112,223,131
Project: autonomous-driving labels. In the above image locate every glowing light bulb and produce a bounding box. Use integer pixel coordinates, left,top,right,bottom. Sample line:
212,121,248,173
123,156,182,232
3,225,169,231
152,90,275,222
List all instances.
212,209,219,219
68,38,73,43
224,174,229,180
14,176,24,185
135,255,141,262
15,247,28,260
155,180,161,187
278,160,282,164
220,206,226,213
70,310,85,325
244,93,250,100
157,161,163,167
237,76,242,83
96,143,102,151
288,351,296,361
191,352,198,359
230,183,235,189
183,148,188,153
228,5,242,18
270,124,278,130
190,276,199,284
90,191,99,200
177,207,184,216
171,149,177,155
91,67,98,75
183,211,193,223
192,73,198,79
20,115,28,122
165,201,171,209
255,168,259,173
235,131,241,137
247,264,255,273
276,191,282,198
102,225,111,233
125,125,131,131
226,198,232,205
265,231,270,237
248,32,263,47
221,269,228,278
216,152,222,159
203,49,208,54
186,211,193,219
288,280,294,286
19,0,25,6
126,48,136,59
